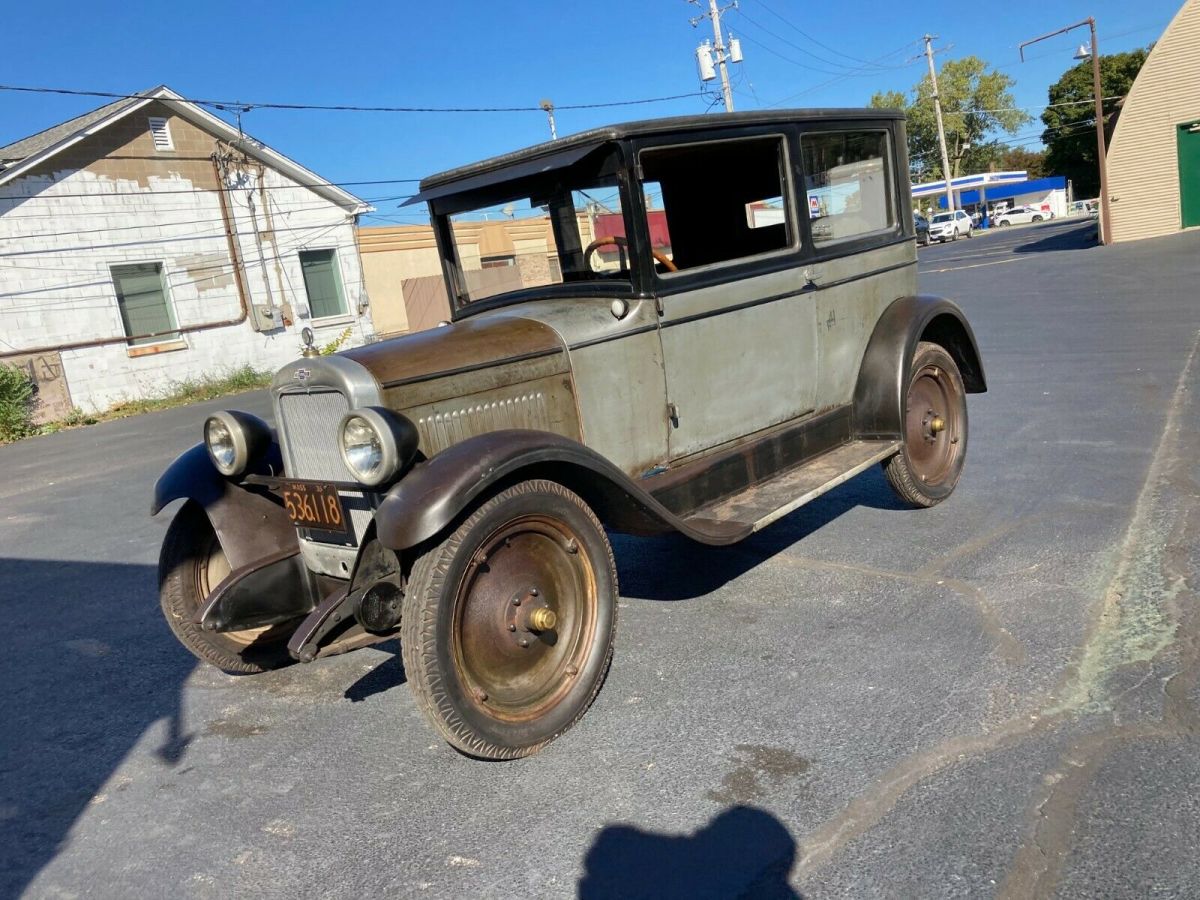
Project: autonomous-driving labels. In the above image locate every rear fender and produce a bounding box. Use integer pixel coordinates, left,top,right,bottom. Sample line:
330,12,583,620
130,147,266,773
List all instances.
853,294,987,440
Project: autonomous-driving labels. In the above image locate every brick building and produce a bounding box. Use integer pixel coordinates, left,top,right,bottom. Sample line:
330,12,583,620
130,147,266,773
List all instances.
0,85,374,418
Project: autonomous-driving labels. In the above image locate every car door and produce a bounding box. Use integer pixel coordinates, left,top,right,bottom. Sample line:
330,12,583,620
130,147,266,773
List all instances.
636,130,818,462
795,124,917,413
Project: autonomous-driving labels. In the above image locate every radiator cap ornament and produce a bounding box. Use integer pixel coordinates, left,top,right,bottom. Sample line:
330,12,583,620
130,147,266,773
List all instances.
301,326,319,358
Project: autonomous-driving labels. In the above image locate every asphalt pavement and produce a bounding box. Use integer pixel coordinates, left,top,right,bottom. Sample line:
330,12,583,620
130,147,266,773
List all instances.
2,217,1198,898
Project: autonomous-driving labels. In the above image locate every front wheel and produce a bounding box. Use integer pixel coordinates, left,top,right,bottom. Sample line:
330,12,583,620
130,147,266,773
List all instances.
882,342,968,508
400,480,618,759
158,501,294,674
1032,215,1043,223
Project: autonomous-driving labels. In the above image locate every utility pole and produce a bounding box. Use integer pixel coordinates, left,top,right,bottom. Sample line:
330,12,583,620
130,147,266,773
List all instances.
924,34,955,213
1020,18,1112,244
539,99,557,141
690,0,742,113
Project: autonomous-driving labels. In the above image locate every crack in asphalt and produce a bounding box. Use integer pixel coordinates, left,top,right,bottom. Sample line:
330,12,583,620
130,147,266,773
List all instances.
792,328,1200,885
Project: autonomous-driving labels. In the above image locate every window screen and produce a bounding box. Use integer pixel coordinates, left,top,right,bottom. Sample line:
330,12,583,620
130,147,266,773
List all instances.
801,131,894,245
639,136,793,273
299,249,347,319
111,262,178,345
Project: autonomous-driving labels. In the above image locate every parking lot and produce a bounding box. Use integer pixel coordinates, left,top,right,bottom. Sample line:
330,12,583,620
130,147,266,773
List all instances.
2,217,1198,898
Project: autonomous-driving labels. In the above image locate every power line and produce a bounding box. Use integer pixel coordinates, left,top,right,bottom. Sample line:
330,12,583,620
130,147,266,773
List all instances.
748,0,912,71
734,5,904,74
0,84,705,115
762,38,923,107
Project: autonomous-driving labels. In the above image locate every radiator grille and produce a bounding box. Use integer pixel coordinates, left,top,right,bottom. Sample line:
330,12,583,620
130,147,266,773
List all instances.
277,390,372,543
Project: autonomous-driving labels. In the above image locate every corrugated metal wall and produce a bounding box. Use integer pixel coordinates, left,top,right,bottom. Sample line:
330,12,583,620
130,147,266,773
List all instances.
1108,0,1200,242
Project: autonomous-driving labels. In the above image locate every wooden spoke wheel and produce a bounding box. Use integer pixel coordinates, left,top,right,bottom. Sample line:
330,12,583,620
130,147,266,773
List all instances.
401,480,617,759
882,341,969,507
158,501,293,674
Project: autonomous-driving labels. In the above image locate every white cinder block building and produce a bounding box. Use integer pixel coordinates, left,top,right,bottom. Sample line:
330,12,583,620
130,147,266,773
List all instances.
0,85,376,418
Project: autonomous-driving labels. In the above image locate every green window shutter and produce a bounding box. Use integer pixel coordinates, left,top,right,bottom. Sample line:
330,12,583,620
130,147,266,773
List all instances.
299,249,346,319
111,263,178,345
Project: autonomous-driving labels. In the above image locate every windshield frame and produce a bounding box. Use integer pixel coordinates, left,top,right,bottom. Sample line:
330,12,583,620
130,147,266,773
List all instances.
428,144,643,317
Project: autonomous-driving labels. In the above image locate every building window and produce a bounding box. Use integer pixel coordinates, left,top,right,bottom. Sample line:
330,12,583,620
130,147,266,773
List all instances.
111,262,179,345
148,117,174,151
299,249,348,319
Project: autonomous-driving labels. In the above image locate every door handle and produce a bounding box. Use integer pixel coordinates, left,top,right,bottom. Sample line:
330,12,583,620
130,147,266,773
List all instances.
802,266,821,290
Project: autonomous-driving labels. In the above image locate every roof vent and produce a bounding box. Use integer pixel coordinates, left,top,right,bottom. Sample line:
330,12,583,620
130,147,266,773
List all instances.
148,116,174,151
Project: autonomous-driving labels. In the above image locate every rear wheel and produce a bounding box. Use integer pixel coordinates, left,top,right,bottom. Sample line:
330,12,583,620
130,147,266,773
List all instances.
882,342,968,508
400,480,618,759
158,501,293,674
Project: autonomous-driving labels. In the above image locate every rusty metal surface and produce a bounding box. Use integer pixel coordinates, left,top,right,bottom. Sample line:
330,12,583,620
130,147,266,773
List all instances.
343,315,565,391
453,515,598,723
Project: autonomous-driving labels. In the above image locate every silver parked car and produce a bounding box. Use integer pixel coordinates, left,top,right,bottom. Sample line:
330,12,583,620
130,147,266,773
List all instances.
928,209,973,242
153,109,987,758
995,205,1048,226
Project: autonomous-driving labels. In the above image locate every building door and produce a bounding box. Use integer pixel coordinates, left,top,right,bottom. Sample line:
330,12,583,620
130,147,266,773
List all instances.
1180,121,1200,229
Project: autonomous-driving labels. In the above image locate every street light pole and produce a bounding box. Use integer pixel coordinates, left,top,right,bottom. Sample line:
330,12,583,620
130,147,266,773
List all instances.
1020,17,1113,245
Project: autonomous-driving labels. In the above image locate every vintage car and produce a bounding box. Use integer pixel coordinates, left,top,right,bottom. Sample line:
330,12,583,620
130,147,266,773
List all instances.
153,109,986,759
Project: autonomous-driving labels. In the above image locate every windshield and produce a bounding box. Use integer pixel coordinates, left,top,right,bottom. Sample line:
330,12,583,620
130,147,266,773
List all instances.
440,152,629,307
931,213,953,223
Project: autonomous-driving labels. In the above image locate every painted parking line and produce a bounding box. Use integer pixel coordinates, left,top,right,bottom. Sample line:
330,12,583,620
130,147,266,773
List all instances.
921,255,1036,274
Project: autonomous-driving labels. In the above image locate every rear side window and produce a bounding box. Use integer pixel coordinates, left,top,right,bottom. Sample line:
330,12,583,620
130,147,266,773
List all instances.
639,136,793,274
801,131,894,246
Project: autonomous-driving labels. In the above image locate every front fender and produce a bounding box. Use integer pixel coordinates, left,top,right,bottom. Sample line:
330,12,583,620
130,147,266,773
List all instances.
151,442,297,571
374,430,749,550
853,294,987,440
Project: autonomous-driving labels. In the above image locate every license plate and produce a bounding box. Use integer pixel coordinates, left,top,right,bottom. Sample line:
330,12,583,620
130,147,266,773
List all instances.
280,481,350,535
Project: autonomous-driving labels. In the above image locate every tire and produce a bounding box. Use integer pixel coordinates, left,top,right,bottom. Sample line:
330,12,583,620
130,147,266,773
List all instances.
999,220,1011,227
882,342,969,508
400,479,618,759
1032,215,1043,223
966,225,974,238
158,501,294,674
951,228,959,241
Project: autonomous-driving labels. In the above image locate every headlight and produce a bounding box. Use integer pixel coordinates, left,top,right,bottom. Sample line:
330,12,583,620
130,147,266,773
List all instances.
204,410,272,477
338,407,419,487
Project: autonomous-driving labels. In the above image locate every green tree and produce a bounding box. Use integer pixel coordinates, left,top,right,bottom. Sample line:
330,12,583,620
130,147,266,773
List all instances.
872,56,1031,182
999,146,1048,178
1041,48,1150,197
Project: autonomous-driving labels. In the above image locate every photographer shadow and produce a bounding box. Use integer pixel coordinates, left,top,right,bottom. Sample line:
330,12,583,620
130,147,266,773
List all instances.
579,805,801,899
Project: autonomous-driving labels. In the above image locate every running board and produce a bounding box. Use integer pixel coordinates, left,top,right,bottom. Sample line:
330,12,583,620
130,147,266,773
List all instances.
683,439,900,533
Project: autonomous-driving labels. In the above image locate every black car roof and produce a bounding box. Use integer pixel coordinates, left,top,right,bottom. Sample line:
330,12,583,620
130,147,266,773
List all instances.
416,107,903,192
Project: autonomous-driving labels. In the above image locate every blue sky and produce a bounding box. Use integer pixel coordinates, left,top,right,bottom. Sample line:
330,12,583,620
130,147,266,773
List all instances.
1,0,1182,223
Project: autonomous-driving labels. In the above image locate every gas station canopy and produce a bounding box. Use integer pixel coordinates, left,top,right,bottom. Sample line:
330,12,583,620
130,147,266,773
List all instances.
911,170,1028,199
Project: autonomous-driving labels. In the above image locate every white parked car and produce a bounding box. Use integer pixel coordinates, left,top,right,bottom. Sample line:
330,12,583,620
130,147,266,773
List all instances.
928,209,973,242
995,205,1048,227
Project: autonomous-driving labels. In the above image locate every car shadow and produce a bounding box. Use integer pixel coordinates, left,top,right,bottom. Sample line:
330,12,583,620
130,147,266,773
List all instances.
615,465,907,603
1011,220,1097,253
0,557,197,898
579,804,801,899
343,639,407,701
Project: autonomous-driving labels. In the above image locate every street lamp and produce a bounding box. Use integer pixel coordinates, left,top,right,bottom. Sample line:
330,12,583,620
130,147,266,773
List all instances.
1020,18,1112,245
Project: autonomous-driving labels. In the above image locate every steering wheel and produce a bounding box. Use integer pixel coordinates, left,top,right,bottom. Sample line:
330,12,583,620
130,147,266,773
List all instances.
583,235,678,274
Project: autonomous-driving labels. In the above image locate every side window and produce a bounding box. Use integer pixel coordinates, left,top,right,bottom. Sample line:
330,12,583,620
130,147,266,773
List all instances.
800,131,894,246
111,262,178,345
299,249,347,319
639,135,793,273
